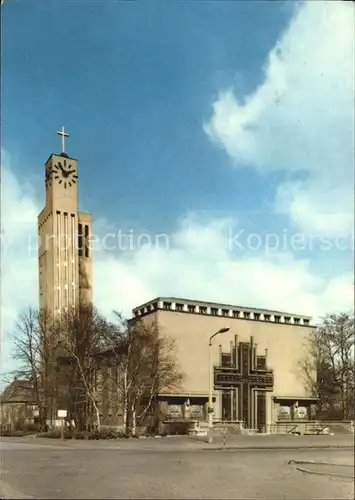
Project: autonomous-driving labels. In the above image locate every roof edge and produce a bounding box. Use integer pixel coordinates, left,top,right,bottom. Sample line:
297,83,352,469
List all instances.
132,296,313,320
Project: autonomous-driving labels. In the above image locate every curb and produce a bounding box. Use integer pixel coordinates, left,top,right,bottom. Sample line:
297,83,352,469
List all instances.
198,445,354,451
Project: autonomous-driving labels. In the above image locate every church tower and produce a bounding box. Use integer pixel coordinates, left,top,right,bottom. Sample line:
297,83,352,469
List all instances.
38,127,93,316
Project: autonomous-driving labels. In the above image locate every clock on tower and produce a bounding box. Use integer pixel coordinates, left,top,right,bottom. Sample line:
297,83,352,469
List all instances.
52,158,78,189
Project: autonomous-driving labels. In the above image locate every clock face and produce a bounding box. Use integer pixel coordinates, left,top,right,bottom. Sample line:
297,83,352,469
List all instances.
52,159,78,189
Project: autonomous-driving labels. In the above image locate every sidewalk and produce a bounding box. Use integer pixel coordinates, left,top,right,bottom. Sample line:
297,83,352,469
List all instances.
191,433,355,451
2,433,354,452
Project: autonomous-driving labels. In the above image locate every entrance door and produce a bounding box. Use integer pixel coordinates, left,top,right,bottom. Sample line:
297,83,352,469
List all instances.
221,390,232,421
257,393,266,432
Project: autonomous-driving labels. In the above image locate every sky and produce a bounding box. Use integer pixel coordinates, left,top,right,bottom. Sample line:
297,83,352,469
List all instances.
1,0,354,377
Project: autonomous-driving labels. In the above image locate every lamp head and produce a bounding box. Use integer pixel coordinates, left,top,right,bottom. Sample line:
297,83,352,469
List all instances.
209,327,230,345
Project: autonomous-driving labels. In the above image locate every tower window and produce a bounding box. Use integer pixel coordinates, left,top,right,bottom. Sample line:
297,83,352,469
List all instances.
84,225,89,258
78,223,83,257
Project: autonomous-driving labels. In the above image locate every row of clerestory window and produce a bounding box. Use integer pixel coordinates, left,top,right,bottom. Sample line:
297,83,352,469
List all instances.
135,301,310,325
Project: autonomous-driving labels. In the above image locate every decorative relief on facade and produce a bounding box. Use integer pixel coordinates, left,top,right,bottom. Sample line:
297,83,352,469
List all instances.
185,405,204,419
214,338,274,428
167,404,183,419
166,402,205,420
278,406,291,420
294,405,308,419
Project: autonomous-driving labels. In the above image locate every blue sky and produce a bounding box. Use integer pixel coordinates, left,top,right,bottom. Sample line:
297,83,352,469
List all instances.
3,1,293,228
1,0,354,369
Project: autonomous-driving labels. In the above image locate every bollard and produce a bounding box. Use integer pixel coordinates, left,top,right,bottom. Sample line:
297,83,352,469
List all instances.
222,425,226,449
208,428,213,444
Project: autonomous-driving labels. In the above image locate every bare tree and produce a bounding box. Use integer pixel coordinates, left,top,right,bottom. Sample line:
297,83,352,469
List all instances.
7,305,183,434
59,303,112,431
104,314,183,435
8,307,60,429
300,312,354,420
129,321,183,435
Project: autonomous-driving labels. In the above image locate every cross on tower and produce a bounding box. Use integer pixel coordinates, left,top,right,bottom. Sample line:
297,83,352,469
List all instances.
57,126,70,154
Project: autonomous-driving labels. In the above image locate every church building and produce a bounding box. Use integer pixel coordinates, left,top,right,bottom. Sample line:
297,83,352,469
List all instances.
1,131,319,433
35,131,317,431
132,298,319,431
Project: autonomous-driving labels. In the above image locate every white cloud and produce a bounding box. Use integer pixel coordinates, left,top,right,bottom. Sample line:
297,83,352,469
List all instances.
0,154,41,377
204,1,354,237
94,221,353,323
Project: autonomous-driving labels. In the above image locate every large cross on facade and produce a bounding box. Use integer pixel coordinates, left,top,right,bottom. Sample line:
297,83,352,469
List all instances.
57,126,70,154
214,337,274,429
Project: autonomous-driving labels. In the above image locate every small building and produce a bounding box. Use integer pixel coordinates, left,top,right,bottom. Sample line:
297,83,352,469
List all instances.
0,379,38,429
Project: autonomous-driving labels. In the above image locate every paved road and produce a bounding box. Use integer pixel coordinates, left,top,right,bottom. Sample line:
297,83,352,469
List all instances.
0,436,354,499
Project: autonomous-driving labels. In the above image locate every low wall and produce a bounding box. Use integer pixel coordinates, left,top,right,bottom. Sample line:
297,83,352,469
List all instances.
320,421,354,434
271,421,327,435
267,420,354,435
212,421,244,434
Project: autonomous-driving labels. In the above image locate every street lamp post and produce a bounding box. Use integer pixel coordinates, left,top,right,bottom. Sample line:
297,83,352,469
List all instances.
208,327,230,443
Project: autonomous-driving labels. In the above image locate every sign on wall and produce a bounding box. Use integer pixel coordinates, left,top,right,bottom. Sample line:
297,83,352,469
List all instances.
57,409,67,418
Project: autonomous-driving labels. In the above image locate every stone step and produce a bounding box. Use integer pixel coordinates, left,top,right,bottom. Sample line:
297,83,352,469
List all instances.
188,428,208,437
240,428,259,436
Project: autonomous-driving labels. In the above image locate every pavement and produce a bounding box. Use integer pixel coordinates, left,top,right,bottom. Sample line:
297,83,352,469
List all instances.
2,432,353,451
0,435,354,499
